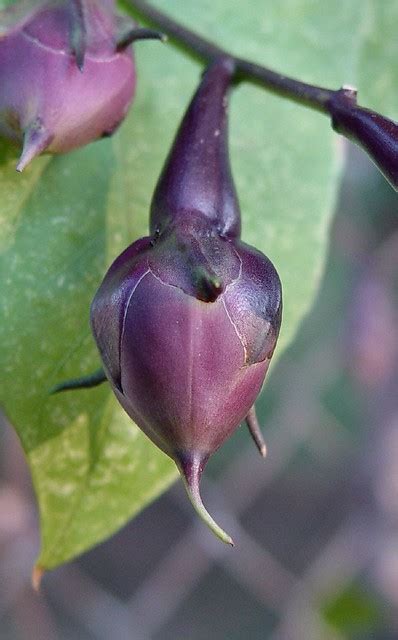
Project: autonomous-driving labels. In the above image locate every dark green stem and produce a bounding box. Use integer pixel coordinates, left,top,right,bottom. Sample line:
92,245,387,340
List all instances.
124,0,398,191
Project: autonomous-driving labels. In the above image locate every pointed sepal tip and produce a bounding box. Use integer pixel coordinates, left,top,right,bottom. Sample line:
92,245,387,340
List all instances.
246,406,267,458
177,454,234,546
16,124,53,172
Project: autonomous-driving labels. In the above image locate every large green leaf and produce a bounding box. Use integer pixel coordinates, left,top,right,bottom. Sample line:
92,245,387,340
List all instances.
0,0,386,570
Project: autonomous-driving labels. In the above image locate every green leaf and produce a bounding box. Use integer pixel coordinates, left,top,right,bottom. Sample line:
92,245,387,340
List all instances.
0,0,391,570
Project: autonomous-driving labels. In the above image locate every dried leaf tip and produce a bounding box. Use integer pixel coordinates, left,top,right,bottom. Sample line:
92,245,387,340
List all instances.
31,564,45,592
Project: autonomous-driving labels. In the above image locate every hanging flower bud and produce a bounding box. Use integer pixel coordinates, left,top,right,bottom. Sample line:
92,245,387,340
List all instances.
329,87,398,190
0,0,161,170
90,57,282,544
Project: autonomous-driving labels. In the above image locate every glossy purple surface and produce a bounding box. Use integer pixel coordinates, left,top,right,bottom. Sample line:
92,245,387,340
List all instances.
91,225,280,461
91,58,282,464
119,274,268,457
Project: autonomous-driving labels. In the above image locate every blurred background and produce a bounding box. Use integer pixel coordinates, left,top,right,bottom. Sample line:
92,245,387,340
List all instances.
0,143,397,639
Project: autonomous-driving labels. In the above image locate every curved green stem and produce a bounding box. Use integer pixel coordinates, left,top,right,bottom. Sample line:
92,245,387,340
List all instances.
177,454,234,546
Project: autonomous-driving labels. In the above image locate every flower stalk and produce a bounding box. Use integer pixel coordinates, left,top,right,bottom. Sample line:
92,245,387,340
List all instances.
125,0,398,190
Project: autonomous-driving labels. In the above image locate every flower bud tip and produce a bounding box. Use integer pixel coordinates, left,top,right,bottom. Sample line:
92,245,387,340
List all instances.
178,453,234,546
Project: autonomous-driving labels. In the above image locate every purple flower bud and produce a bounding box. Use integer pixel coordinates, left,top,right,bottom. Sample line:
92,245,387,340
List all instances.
0,0,139,170
329,87,398,190
91,58,282,544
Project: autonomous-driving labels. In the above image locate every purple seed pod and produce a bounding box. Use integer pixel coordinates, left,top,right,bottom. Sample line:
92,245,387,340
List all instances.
0,0,155,170
91,57,282,544
329,87,398,190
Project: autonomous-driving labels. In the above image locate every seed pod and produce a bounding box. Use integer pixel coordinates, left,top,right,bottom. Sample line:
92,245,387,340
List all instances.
91,57,282,544
0,0,158,170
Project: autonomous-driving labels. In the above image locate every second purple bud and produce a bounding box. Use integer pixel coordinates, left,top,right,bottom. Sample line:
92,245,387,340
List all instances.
0,0,162,170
